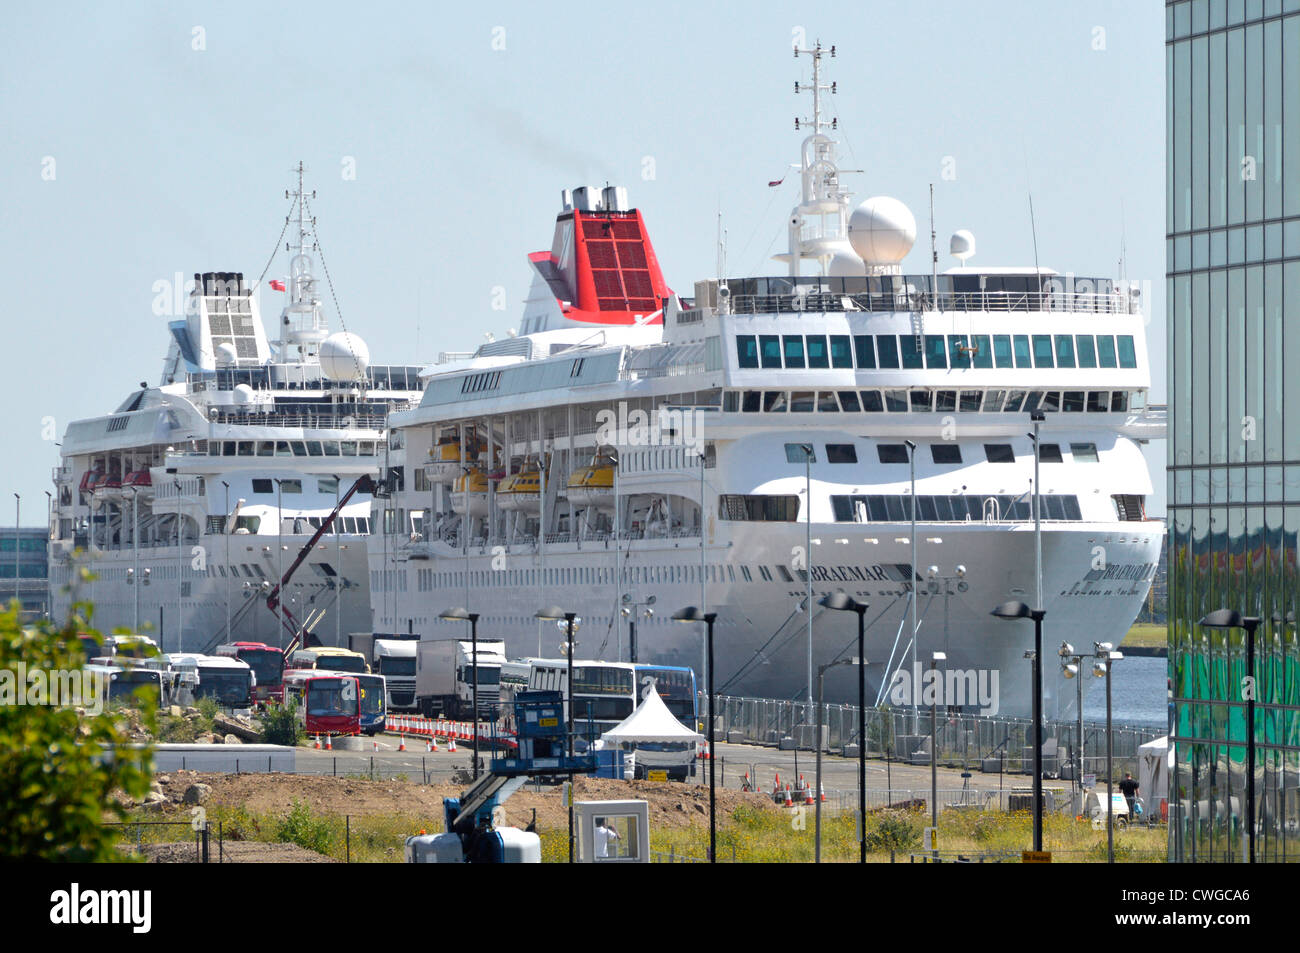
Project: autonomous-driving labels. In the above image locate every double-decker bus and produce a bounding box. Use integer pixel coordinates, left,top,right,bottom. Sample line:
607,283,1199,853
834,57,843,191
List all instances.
356,672,387,735
282,671,360,736
634,665,697,730
214,642,284,703
287,646,370,675
526,660,699,779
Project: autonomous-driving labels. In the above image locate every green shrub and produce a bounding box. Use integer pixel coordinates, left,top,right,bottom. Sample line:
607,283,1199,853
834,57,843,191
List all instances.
274,800,334,855
865,810,922,851
259,703,304,747
0,592,156,860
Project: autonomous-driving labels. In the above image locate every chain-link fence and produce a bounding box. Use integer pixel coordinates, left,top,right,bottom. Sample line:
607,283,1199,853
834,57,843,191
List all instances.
703,693,1163,781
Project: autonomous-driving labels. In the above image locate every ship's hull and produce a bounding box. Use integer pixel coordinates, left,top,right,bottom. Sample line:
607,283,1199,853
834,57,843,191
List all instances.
49,534,373,654
370,519,1163,720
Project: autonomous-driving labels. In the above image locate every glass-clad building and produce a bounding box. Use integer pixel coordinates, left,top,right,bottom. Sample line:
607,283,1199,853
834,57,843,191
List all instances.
1167,0,1300,862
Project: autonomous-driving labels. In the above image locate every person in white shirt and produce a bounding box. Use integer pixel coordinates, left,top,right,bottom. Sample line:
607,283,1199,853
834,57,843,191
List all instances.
594,818,620,858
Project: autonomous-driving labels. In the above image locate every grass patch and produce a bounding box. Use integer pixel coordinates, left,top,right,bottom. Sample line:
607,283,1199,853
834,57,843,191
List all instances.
1123,623,1167,649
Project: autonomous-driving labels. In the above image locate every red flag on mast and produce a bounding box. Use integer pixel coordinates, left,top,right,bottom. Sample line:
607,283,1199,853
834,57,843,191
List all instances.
269,279,286,291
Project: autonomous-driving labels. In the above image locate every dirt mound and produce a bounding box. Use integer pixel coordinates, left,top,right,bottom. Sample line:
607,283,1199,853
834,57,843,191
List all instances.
153,770,780,832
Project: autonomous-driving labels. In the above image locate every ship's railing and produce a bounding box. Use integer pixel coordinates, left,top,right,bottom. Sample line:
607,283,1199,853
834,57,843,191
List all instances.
725,289,1135,316
205,410,387,430
432,527,703,551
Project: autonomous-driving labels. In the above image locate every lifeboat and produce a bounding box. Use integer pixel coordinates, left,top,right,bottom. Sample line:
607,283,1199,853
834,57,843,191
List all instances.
450,467,490,517
425,425,486,481
566,452,616,510
497,462,543,513
98,470,124,503
122,469,154,502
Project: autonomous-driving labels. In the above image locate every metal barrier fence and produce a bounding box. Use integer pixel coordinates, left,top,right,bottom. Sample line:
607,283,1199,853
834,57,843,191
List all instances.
702,693,1163,780
106,820,220,862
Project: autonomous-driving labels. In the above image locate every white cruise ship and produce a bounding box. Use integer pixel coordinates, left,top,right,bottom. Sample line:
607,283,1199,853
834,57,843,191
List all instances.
49,165,423,654
369,48,1164,719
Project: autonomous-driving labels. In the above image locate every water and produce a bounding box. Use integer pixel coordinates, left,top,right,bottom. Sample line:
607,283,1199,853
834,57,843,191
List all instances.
1079,654,1168,729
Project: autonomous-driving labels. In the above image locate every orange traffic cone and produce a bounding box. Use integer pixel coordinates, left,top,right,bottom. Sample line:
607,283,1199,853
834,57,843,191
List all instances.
324,733,332,750
449,735,458,753
700,742,711,760
314,734,321,750
742,772,752,792
783,784,793,807
398,733,406,752
373,737,379,752
431,734,440,752
805,781,815,806
819,783,827,803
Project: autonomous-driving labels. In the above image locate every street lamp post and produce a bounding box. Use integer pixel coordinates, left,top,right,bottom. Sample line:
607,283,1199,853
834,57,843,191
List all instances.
13,493,19,609
440,607,481,779
814,657,854,863
222,481,231,641
673,606,717,863
930,650,946,858
799,444,813,709
620,593,656,663
904,439,918,734
536,606,578,862
820,591,870,863
274,479,285,648
1199,609,1263,864
991,600,1046,852
333,473,341,648
1092,641,1123,864
1059,642,1085,800
173,480,183,652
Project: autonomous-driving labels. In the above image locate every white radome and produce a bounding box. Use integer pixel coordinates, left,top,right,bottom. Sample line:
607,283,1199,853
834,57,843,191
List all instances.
848,196,917,264
319,331,370,382
825,241,865,277
232,383,256,404
215,342,238,366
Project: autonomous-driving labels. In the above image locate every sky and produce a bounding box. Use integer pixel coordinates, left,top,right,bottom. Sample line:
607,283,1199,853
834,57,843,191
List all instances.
0,0,1166,520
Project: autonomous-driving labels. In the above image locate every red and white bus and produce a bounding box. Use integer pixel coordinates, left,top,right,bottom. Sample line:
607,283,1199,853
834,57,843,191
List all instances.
215,642,285,703
282,670,360,736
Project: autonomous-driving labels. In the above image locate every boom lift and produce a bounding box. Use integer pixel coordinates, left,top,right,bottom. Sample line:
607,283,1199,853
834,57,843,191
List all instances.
267,474,375,659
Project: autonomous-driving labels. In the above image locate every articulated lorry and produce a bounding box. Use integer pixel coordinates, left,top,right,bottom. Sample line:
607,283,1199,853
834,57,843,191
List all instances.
415,639,506,719
349,633,419,712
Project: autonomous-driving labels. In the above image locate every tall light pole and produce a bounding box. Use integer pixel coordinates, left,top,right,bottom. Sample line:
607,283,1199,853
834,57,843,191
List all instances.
536,605,578,862
221,480,231,641
274,479,285,648
441,607,481,779
673,606,717,863
991,600,1046,852
1092,641,1123,864
333,473,341,647
609,449,622,659
930,650,946,858
13,493,20,608
905,439,918,734
173,480,183,652
820,591,870,863
620,593,656,664
128,486,140,633
798,443,814,709
814,657,853,863
1059,642,1085,800
1199,609,1263,864
43,490,51,620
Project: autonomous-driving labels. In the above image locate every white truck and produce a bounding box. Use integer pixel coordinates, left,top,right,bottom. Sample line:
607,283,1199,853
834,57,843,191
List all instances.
416,639,506,719
374,638,418,712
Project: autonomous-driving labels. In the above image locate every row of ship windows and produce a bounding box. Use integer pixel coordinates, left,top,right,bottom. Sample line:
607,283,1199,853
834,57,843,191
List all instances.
207,440,380,457
784,441,1100,466
716,493,1083,522
202,513,371,535
393,562,849,592
722,388,1132,414
735,332,1140,371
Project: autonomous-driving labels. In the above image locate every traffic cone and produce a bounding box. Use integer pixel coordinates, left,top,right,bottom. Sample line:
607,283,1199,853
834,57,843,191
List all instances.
324,733,332,751
742,772,752,792
426,738,433,752
805,782,815,806
700,742,711,760
314,734,321,750
449,735,458,753
398,733,406,752
373,737,379,752
819,783,827,803
431,734,440,752
783,785,793,807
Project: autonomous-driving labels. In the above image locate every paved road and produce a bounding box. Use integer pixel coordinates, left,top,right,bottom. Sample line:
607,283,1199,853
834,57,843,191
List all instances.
289,733,1065,812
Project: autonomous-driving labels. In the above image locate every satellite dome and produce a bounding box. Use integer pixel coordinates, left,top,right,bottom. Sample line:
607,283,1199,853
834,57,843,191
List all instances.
825,241,865,277
319,331,370,382
950,229,976,263
232,383,256,404
215,342,238,366
848,197,917,265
